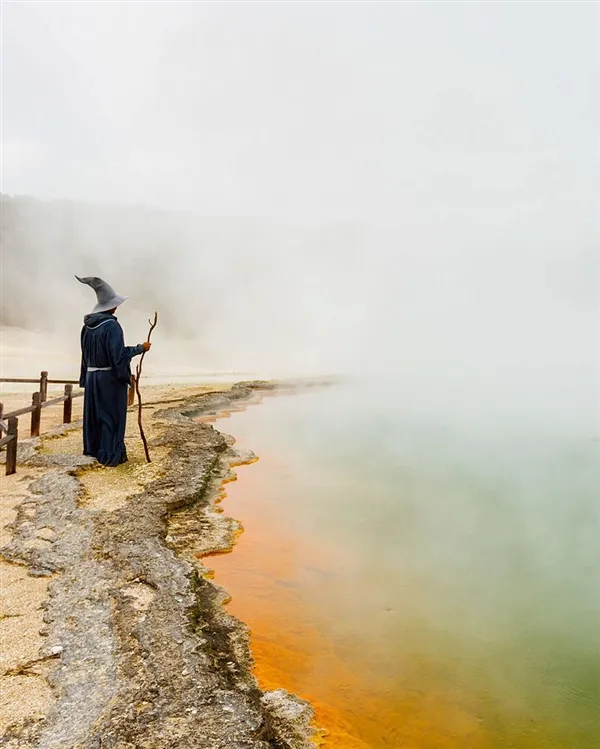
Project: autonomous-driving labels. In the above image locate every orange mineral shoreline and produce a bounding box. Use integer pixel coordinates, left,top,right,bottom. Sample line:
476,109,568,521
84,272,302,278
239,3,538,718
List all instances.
202,439,494,749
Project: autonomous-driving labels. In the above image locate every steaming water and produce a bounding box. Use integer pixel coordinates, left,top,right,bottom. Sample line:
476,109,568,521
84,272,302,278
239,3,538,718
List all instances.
207,382,600,748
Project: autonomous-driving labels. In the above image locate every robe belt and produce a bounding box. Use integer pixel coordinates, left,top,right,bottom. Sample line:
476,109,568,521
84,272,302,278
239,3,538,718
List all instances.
87,367,112,372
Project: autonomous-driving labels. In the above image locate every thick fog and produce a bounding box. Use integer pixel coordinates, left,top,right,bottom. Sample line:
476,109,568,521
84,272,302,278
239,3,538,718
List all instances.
1,2,598,422
2,7,598,740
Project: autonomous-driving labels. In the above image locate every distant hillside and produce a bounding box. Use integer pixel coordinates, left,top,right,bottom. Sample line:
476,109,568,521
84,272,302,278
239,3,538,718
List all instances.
0,194,352,375
0,194,197,333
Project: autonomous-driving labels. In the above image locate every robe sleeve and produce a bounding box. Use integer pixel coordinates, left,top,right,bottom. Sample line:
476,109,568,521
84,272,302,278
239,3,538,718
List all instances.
107,321,144,385
125,344,145,361
79,327,87,388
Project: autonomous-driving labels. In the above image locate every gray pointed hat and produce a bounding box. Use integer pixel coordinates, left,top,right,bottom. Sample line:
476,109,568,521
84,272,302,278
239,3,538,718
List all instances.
76,276,128,313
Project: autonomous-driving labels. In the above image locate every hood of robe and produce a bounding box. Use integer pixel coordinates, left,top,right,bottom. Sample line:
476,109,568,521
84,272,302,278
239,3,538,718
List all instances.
83,312,118,328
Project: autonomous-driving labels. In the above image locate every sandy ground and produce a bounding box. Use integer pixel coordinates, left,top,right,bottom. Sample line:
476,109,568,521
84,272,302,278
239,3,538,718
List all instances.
0,382,231,736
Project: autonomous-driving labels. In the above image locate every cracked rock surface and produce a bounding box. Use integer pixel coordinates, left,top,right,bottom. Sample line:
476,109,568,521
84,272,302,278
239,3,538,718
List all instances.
0,382,316,749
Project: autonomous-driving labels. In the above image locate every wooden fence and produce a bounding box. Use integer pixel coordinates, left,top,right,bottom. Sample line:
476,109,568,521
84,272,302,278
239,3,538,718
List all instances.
0,371,83,476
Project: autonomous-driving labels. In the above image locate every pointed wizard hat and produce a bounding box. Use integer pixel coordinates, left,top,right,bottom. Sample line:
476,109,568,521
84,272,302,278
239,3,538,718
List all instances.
76,276,128,313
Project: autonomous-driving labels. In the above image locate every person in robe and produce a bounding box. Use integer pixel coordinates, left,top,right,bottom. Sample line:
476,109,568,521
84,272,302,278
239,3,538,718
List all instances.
77,276,151,466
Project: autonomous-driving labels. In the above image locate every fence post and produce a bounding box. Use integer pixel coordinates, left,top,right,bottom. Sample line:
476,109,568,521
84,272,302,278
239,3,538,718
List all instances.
0,402,3,423
63,384,73,424
40,371,48,402
31,392,41,437
6,417,18,475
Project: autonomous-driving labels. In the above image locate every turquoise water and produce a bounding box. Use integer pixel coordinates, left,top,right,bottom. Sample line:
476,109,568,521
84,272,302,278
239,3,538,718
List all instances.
212,381,600,747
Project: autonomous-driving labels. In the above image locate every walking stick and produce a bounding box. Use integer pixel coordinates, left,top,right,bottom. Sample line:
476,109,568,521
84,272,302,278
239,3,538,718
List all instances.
135,312,158,462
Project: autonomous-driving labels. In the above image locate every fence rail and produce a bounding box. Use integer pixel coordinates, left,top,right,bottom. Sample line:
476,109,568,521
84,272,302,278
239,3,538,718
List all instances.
0,377,79,384
0,372,83,475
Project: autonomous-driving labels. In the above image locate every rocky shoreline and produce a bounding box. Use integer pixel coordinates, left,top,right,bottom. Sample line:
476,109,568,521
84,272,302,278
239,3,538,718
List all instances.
0,382,317,749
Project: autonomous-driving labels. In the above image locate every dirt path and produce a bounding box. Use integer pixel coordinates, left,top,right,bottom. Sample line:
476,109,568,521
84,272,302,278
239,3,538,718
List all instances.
0,382,315,749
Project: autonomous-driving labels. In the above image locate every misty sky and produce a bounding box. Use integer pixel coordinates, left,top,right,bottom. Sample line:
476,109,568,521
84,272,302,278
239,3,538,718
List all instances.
2,1,599,397
3,2,598,223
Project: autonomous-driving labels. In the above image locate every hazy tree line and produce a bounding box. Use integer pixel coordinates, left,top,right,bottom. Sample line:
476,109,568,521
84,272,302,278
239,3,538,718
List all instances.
0,194,369,374
0,193,194,333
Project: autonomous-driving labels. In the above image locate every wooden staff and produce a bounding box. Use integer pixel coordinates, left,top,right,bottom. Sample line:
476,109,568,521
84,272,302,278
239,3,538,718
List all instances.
135,312,158,462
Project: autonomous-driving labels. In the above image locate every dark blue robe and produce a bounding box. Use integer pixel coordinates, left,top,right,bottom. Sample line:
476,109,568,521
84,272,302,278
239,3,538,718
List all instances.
79,312,143,466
